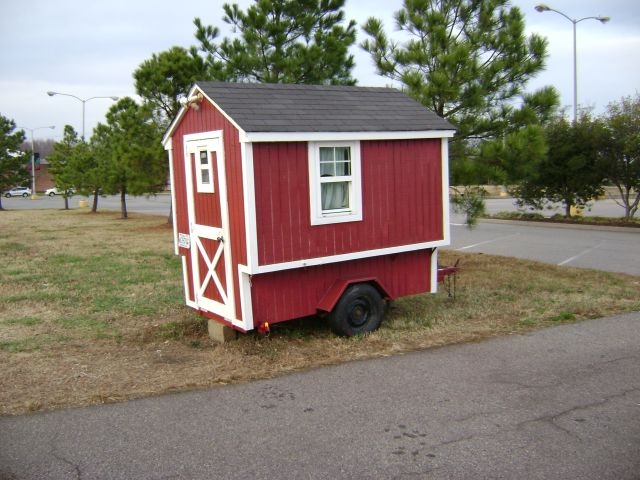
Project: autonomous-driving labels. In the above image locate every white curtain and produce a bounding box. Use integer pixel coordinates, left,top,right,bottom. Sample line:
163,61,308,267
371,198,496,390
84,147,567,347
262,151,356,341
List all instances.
322,182,348,210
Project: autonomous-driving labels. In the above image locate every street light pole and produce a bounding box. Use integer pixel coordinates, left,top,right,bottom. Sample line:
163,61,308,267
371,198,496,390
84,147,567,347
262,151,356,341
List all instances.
46,91,119,140
18,125,55,199
534,4,610,122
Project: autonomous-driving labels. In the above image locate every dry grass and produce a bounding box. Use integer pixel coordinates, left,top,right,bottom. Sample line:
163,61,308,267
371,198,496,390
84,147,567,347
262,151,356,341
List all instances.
1,209,639,415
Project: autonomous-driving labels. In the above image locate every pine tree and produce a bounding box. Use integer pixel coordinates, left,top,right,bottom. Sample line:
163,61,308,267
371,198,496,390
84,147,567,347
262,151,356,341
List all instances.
93,98,168,218
361,0,554,142
0,115,29,210
47,125,83,210
133,46,209,125
194,0,357,84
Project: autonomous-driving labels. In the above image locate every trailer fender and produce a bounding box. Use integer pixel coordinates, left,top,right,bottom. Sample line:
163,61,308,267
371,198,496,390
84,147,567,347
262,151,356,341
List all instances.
316,277,392,315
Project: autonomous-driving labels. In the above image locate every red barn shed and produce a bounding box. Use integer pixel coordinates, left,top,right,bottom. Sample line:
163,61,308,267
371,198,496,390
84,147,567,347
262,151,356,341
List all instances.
162,82,455,337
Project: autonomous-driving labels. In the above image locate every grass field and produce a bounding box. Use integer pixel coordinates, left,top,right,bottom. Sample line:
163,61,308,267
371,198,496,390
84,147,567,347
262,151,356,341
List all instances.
1,209,639,415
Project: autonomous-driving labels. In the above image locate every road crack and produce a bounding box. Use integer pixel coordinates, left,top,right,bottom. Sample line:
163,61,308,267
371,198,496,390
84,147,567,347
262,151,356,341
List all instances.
516,386,640,438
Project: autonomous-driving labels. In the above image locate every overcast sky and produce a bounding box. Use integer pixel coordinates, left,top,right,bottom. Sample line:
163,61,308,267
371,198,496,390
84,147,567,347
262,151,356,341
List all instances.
1,0,638,141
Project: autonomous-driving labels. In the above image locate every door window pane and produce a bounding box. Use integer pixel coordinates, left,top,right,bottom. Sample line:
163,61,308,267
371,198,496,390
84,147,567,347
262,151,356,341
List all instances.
196,149,215,193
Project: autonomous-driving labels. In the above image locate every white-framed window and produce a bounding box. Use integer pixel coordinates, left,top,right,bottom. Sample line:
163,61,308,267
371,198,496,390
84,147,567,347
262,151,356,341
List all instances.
195,149,215,193
308,141,362,225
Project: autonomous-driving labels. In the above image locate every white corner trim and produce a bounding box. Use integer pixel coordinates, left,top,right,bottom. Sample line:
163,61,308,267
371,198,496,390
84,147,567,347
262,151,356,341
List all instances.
431,248,439,294
241,143,260,272
238,265,254,331
181,256,197,308
165,139,179,255
441,137,451,246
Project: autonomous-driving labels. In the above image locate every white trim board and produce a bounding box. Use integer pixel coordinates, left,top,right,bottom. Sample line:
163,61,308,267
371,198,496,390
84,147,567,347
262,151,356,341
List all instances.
246,239,449,275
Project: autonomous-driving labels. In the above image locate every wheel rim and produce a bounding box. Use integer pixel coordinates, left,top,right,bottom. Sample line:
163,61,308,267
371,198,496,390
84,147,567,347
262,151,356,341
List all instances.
347,299,370,328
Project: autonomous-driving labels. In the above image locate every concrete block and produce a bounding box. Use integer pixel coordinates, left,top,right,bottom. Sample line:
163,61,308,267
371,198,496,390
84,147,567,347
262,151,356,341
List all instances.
207,319,237,343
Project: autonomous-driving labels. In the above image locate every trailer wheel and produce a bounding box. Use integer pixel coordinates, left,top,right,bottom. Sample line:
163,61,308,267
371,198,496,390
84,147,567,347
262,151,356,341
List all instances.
329,283,385,336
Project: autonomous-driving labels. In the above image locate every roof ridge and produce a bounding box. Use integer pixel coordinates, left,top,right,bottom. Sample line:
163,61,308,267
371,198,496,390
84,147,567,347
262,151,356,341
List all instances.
195,81,397,93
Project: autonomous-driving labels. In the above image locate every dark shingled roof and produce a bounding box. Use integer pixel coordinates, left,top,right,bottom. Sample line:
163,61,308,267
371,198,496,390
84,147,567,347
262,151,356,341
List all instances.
195,82,455,133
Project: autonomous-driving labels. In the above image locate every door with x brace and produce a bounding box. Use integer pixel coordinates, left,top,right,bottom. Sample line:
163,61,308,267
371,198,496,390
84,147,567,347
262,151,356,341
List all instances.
185,133,235,321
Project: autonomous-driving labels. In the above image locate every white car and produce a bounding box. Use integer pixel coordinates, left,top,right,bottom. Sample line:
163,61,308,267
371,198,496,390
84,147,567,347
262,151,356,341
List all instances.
45,187,75,197
4,186,32,198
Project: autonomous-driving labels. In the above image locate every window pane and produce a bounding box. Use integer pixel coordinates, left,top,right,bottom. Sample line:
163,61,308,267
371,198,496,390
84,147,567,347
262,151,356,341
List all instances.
336,161,351,176
319,146,352,177
320,162,335,176
321,181,349,210
319,147,334,161
201,170,210,184
200,151,208,165
319,147,334,176
335,147,350,161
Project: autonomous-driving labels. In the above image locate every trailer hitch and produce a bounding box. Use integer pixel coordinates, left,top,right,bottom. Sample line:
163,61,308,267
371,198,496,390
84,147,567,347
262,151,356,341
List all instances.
437,259,460,298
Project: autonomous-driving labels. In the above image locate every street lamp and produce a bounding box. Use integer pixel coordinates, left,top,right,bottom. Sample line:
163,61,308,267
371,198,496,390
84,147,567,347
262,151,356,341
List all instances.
534,4,610,122
46,91,119,140
18,125,55,199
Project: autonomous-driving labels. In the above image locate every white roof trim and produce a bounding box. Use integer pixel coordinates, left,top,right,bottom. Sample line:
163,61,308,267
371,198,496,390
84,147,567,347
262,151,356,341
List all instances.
162,85,250,146
161,88,193,147
239,130,456,143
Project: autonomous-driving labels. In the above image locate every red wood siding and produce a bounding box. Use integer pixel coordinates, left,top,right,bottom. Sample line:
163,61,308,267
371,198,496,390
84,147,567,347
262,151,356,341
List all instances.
252,138,443,265
169,101,247,319
250,249,433,324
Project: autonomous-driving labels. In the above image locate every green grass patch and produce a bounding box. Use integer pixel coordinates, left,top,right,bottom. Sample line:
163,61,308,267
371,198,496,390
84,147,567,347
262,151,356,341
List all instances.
549,311,576,322
56,315,121,340
519,318,538,327
0,210,188,349
1,317,43,327
0,335,69,353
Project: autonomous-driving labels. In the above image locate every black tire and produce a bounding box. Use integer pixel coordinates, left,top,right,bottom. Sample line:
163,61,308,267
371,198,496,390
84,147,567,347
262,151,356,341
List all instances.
4,193,9,198
48,192,55,197
328,283,385,336
22,193,28,197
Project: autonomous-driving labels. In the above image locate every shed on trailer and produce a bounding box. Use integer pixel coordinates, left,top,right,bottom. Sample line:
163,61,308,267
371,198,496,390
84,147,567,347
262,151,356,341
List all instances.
162,82,456,336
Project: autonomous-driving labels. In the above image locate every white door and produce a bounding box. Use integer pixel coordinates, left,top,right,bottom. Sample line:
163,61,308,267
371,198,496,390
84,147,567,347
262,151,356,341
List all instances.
184,132,235,321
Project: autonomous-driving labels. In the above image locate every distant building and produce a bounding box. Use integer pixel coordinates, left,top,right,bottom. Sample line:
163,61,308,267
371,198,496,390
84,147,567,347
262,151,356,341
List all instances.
26,157,54,192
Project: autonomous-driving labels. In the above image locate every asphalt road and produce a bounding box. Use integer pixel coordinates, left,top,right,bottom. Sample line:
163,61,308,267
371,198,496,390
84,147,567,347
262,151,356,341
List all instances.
1,312,639,479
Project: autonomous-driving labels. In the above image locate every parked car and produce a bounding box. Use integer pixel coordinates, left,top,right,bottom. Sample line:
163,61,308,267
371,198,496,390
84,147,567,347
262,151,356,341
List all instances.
4,187,32,198
45,187,75,197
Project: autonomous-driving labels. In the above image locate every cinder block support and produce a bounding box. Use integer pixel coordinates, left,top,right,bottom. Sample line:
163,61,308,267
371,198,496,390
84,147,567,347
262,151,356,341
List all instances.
207,319,237,343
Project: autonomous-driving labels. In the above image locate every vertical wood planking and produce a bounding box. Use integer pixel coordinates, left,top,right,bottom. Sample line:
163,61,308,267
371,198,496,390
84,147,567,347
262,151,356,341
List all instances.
252,138,444,266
